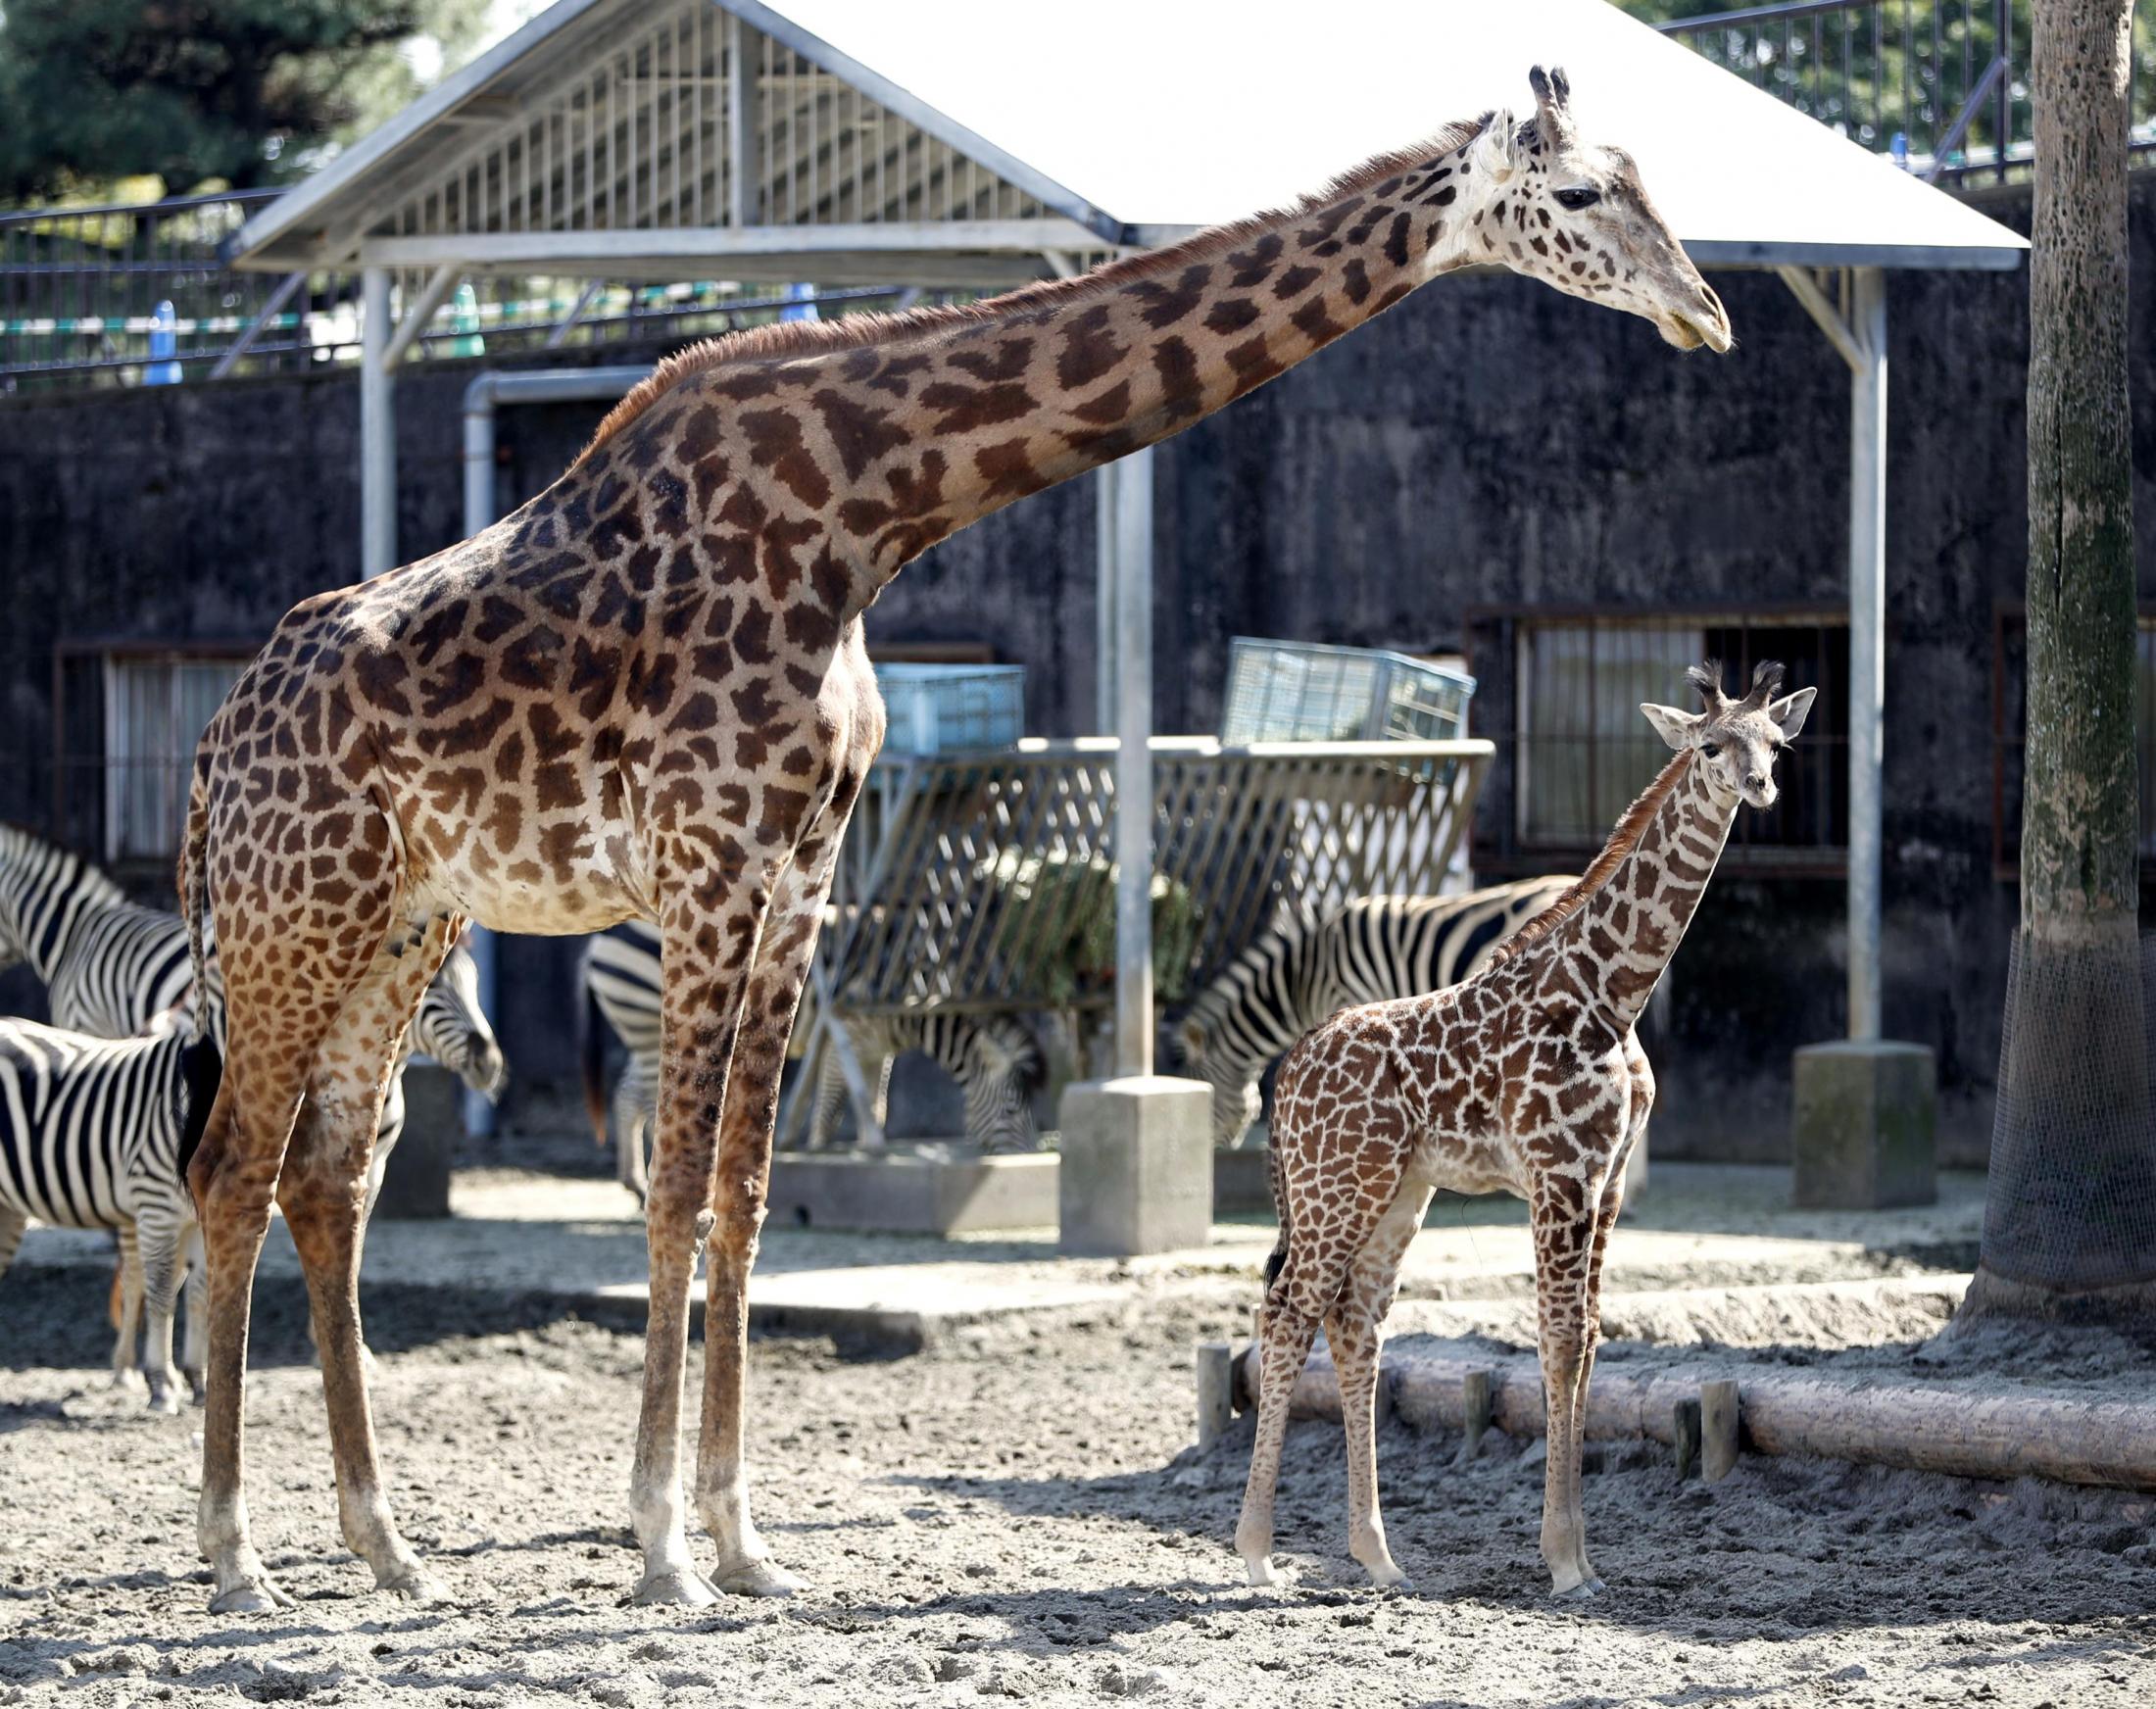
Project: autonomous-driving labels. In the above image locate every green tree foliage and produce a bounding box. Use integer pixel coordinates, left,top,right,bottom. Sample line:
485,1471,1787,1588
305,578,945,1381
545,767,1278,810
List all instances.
0,0,492,204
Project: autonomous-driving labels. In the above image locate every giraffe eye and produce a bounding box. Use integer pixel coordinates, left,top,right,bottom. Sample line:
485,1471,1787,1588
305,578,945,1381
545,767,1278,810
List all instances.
1552,187,1600,212
1700,742,1722,759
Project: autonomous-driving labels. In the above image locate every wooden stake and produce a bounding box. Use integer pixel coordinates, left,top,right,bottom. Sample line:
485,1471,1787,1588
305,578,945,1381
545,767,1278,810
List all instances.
1672,1397,1702,1481
1701,1379,1740,1484
1197,1342,1234,1447
1456,1368,1494,1465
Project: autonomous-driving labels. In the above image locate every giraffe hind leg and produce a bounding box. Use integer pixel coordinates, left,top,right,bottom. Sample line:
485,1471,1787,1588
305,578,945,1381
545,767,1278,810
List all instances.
280,917,461,1604
1330,1183,1432,1590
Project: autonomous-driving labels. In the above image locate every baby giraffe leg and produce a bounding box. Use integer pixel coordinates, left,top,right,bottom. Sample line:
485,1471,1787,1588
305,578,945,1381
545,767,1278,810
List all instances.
1531,1174,1599,1599
1331,1185,1432,1589
1234,1290,1322,1587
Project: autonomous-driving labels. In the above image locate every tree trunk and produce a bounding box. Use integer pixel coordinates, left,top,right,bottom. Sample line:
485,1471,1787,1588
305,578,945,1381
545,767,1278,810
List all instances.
1960,0,2155,1324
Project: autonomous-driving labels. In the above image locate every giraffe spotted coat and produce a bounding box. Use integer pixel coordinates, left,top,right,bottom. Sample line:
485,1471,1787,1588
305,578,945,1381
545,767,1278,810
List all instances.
176,67,1730,1616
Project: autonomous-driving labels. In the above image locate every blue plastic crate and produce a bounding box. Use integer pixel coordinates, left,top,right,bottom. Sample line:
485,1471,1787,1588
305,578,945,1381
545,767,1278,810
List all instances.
1218,639,1475,744
874,662,1026,754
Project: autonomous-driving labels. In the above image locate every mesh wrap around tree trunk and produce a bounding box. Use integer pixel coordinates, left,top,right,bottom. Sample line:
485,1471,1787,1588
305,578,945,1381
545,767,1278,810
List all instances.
1967,0,2154,1318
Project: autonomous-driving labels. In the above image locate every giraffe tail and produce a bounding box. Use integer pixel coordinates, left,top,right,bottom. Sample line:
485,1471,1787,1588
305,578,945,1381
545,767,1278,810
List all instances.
173,764,224,1188
1262,1126,1290,1290
579,980,612,1147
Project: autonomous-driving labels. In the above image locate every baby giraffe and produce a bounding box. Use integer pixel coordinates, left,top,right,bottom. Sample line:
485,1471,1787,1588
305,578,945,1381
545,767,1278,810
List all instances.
1237,659,1813,1597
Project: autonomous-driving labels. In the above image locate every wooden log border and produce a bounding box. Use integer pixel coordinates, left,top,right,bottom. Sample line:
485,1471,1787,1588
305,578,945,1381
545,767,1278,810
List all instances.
1227,1343,2156,1493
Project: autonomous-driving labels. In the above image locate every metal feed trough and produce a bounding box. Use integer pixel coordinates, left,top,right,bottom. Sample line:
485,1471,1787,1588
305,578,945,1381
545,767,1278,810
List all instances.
779,735,1492,1148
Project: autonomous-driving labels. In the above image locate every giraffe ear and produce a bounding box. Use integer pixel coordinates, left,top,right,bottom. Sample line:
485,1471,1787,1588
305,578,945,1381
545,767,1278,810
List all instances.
1473,109,1522,181
1640,702,1701,751
1768,687,1817,742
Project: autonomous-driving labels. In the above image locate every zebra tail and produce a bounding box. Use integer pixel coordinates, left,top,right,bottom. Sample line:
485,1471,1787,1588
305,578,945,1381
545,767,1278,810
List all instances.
579,980,611,1147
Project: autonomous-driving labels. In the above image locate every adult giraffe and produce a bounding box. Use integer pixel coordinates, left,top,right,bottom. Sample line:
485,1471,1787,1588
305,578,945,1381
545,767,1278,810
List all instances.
180,67,1730,1613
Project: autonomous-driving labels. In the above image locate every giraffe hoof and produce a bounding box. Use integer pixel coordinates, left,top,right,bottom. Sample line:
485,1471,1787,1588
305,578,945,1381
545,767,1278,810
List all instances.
711,1557,805,1598
209,1577,294,1614
1243,1556,1280,1588
377,1565,452,1603
1549,1579,1601,1602
631,1566,721,1607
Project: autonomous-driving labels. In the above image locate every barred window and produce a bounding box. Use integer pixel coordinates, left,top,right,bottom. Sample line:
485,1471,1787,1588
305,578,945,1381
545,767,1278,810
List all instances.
1994,613,2156,869
102,653,250,863
1515,614,1848,864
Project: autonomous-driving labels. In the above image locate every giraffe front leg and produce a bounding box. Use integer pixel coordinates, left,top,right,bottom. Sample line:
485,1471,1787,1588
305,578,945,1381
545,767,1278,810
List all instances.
1531,1174,1598,1600
697,859,841,1597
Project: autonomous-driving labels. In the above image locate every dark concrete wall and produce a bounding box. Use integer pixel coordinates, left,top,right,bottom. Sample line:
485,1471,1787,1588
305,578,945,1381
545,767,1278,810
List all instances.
4,177,2151,1160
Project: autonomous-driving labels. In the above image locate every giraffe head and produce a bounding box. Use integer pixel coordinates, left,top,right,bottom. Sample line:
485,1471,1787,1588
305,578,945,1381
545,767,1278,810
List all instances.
1464,67,1731,353
1642,659,1816,810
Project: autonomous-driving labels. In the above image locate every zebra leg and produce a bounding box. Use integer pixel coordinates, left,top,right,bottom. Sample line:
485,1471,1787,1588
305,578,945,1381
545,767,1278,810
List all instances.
112,1225,143,1388
0,1202,24,1285
136,1203,188,1415
613,1054,657,1205
808,1050,846,1150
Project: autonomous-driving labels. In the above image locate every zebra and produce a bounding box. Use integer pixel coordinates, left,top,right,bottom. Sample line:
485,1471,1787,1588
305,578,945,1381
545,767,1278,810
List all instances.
579,920,1044,1202
1175,877,1577,1149
0,1004,223,1411
0,823,196,1036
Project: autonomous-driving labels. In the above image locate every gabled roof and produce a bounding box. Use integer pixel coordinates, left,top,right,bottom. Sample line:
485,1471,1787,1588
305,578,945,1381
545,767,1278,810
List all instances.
231,0,2025,278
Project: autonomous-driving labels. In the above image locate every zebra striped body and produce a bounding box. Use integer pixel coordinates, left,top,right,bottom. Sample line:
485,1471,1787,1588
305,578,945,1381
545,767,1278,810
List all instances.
580,921,1043,1201
1177,878,1577,1148
0,824,195,1036
807,1010,1043,1154
0,1015,219,1409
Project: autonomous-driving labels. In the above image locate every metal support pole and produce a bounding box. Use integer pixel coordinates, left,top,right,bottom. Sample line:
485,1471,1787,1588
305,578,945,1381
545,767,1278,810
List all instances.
457,366,649,1135
1112,446,1155,1079
1095,461,1118,733
1847,269,1887,1043
360,267,397,579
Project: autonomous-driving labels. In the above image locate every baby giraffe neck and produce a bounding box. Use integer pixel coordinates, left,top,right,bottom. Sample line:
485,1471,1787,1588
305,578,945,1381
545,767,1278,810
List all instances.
1566,756,1739,1035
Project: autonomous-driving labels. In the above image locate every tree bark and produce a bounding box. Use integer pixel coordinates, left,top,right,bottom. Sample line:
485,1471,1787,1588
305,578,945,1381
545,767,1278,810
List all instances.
1960,0,2154,1323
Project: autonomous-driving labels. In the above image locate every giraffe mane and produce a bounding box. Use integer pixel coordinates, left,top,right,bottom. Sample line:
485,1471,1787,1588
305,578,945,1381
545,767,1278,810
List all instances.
573,115,1497,468
1476,749,1695,976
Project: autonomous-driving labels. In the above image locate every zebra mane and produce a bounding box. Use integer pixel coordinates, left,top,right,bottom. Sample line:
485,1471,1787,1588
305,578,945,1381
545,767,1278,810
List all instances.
1176,899,1328,1055
0,820,126,908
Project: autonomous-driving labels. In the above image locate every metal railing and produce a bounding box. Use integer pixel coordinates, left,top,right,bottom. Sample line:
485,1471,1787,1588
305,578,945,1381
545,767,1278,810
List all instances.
0,189,915,390
1658,0,2156,182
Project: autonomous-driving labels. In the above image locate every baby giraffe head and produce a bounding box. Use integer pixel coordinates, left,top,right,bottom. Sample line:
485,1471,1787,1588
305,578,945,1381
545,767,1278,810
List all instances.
1466,67,1732,353
1642,659,1815,810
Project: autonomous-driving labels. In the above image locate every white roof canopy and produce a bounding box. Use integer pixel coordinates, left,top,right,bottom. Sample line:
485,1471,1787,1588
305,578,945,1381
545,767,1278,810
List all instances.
232,0,2026,280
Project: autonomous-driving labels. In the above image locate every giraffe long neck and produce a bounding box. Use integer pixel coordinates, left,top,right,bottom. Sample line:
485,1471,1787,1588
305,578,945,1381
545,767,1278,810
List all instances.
678,127,1495,605
1562,756,1739,1034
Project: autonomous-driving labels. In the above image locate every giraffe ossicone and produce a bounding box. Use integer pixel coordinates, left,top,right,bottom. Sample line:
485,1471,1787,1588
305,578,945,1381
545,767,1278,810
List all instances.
1235,660,1813,1597
176,68,1728,1615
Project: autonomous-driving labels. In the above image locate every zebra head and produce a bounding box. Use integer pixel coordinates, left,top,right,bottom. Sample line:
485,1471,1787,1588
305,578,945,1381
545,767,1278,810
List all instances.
412,943,508,1100
962,1016,1045,1153
1176,1011,1264,1150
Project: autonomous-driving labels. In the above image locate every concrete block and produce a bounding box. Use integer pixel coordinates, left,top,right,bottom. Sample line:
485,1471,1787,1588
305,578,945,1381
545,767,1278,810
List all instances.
1057,1076,1213,1256
1211,1142,1275,1217
374,1062,460,1220
767,1146,1058,1235
1791,1039,1937,1210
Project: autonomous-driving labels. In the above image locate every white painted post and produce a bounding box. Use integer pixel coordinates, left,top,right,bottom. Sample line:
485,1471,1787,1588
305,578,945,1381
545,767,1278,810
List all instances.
360,267,397,581
1096,460,1118,734
1113,446,1154,1078
1847,269,1887,1043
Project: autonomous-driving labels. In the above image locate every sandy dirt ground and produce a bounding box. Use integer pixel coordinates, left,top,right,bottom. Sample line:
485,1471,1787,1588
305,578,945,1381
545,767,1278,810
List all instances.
5,1227,2156,1709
